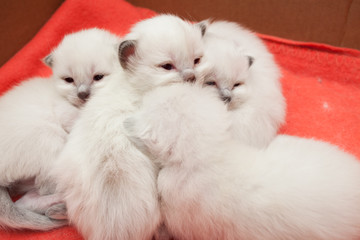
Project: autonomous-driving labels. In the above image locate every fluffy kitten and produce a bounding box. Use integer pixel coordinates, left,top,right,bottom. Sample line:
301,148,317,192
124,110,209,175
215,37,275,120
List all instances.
0,28,121,230
126,83,360,240
200,20,286,148
49,14,206,240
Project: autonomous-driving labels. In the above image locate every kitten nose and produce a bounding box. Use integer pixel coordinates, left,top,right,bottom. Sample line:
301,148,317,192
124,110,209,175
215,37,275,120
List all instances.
222,96,232,103
182,70,196,83
185,73,196,82
78,91,90,101
220,89,232,103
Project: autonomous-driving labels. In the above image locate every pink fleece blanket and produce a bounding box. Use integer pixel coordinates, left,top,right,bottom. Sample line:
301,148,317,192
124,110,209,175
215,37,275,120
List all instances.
0,0,359,239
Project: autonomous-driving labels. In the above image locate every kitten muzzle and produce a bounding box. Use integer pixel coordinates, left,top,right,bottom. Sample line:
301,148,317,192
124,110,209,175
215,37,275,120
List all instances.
181,69,196,83
77,84,91,101
77,91,90,101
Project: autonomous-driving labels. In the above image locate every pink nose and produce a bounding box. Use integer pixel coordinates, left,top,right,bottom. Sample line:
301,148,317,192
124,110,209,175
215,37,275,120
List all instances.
182,71,196,82
78,91,90,100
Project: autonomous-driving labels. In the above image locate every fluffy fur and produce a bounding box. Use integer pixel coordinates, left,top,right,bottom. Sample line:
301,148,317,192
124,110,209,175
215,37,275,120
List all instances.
0,28,121,230
50,14,206,240
46,28,121,107
126,83,360,240
200,20,286,148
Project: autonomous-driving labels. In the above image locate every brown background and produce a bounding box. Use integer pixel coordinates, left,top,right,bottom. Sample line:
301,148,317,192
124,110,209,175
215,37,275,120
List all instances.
1,0,359,67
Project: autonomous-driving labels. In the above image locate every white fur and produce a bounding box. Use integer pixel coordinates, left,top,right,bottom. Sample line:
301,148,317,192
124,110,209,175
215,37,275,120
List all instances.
49,28,121,107
127,83,360,240
50,14,207,240
123,14,205,93
200,20,286,148
0,28,121,230
0,77,76,188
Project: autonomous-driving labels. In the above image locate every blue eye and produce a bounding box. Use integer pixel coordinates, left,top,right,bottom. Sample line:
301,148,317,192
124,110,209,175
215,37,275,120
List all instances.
161,63,174,70
93,74,104,81
205,81,216,86
233,83,243,88
63,77,74,83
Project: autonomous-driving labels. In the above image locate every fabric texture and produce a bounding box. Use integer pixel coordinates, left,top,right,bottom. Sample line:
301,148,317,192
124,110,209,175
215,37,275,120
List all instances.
0,0,359,239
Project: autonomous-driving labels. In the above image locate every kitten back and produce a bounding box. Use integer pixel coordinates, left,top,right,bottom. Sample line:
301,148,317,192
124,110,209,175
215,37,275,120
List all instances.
130,83,233,164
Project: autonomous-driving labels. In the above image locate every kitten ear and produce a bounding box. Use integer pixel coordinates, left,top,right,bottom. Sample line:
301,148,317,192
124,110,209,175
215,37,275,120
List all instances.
119,40,137,70
196,20,209,37
43,54,53,68
247,56,255,68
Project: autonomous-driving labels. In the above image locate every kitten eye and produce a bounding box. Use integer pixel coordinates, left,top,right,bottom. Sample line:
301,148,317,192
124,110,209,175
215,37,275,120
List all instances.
161,63,175,71
93,74,104,81
194,58,201,65
63,77,74,83
205,81,217,86
233,83,243,88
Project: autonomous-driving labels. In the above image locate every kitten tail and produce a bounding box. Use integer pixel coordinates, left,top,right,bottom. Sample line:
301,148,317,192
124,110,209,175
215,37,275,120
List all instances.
0,187,67,231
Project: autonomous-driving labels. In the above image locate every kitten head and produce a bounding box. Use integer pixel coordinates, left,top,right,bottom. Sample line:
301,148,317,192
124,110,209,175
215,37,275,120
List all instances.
45,28,121,107
124,83,232,166
118,14,207,94
201,35,254,110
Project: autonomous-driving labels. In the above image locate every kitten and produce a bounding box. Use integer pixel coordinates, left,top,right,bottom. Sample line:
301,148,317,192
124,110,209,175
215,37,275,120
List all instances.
49,14,206,240
200,20,286,148
0,28,121,230
126,83,360,240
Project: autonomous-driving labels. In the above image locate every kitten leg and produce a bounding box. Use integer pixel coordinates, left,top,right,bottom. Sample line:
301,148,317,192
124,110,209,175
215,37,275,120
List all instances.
15,189,64,215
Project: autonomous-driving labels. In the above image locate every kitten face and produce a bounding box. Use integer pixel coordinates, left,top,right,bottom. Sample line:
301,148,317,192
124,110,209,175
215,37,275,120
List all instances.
46,28,121,107
119,15,206,93
201,36,253,110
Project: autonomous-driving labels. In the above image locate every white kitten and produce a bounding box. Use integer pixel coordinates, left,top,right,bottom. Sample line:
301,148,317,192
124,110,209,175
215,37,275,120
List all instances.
46,28,121,107
49,14,206,240
0,28,121,230
126,83,360,240
200,20,286,148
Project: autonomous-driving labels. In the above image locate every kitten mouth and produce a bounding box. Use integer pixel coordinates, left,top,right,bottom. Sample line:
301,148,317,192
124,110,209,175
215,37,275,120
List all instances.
226,101,236,111
70,98,86,108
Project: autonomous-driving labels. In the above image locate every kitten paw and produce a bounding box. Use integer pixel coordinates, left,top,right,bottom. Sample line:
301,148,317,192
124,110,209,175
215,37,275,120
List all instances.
46,203,68,220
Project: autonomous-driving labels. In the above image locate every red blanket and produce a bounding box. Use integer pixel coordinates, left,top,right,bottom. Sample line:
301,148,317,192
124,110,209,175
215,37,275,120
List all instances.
0,0,359,239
